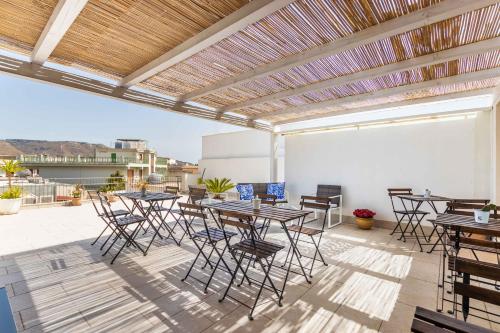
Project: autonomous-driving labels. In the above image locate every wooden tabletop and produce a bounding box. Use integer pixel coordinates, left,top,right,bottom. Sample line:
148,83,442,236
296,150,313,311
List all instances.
398,194,450,202
118,192,180,201
435,213,500,237
202,200,312,223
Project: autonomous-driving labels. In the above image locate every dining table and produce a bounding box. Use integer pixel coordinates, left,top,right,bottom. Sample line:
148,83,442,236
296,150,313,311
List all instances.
397,194,451,251
200,200,313,301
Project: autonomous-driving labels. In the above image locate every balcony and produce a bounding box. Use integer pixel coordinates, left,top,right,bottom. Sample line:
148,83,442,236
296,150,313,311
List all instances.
19,155,143,167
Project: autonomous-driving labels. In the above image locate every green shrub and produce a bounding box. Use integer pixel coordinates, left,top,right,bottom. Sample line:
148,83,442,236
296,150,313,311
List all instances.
0,186,22,199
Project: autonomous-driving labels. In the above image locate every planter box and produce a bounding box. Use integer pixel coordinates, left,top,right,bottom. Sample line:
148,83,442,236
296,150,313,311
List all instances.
0,198,22,215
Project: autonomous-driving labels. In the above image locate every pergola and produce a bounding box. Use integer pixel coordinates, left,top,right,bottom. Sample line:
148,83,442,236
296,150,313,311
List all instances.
0,0,499,131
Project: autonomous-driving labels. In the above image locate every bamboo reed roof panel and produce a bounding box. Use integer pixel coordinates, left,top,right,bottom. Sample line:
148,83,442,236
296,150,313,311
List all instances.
141,0,442,97
48,0,249,78
0,0,58,55
267,78,500,122
192,4,500,109
228,50,500,117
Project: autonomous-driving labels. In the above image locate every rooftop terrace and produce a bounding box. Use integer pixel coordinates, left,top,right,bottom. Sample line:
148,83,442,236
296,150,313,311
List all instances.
0,202,498,333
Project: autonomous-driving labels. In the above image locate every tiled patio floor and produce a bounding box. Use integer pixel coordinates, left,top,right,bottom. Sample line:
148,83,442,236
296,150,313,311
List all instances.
0,203,497,332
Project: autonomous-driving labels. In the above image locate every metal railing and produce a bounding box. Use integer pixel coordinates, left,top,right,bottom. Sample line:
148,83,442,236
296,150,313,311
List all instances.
156,157,170,165
0,176,181,206
18,155,143,165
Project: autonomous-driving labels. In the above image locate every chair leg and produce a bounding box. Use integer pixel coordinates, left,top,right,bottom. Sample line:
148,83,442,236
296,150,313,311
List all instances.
309,233,327,278
248,256,275,321
204,245,226,293
182,239,208,282
219,251,245,302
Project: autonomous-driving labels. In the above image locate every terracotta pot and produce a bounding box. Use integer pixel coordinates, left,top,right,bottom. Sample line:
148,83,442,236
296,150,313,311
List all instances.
355,217,373,230
72,197,82,206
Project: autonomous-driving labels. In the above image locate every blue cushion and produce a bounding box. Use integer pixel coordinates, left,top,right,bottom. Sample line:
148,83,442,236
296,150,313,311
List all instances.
236,184,254,200
267,182,285,200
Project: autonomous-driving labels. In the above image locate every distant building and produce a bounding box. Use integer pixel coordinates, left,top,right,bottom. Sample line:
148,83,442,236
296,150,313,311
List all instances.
15,139,175,180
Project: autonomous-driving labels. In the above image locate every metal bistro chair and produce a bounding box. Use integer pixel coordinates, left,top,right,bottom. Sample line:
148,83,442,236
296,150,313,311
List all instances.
99,194,148,264
89,191,129,250
178,203,237,293
316,185,343,228
285,195,330,278
217,210,284,321
387,188,429,242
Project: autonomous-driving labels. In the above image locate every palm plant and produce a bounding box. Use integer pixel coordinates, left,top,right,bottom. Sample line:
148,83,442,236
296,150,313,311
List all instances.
204,178,235,199
0,160,25,188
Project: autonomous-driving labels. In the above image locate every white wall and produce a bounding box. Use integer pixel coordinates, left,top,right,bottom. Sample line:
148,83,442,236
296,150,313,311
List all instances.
285,111,492,222
199,130,273,183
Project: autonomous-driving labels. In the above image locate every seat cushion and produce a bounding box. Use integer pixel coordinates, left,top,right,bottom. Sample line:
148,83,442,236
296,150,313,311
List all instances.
236,184,254,200
267,182,285,200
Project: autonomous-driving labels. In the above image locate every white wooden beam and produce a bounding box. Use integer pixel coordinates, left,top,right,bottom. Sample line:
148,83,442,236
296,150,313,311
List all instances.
220,37,500,113
273,88,496,125
182,0,499,101
120,0,296,87
256,67,500,119
31,0,88,64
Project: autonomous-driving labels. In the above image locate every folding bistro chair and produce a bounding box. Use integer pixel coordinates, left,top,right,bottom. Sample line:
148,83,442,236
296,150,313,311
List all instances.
284,195,329,278
89,191,129,249
217,210,284,321
99,194,148,264
316,185,343,228
387,188,429,242
179,203,237,293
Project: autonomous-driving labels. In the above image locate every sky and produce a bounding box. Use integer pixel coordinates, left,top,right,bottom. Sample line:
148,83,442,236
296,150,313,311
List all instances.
0,74,243,163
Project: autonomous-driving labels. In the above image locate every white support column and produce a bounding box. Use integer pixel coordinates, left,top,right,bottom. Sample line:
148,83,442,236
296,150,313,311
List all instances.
493,101,500,203
269,133,278,182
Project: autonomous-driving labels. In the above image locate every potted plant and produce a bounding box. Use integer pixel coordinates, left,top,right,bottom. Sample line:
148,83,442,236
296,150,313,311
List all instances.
474,203,496,224
99,171,125,202
353,209,376,230
137,180,148,197
0,160,25,215
71,184,83,206
204,178,235,200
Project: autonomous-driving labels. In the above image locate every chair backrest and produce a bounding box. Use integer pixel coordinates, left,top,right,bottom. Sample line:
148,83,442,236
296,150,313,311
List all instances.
447,199,496,218
300,195,330,230
87,190,104,216
316,185,341,205
258,193,277,206
387,188,413,212
165,186,178,195
96,191,116,221
453,258,500,321
300,195,330,211
178,202,209,239
218,210,256,243
411,306,494,333
187,187,206,204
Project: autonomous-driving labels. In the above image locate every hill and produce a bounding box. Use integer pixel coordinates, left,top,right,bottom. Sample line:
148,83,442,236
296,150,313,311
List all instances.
0,139,107,157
